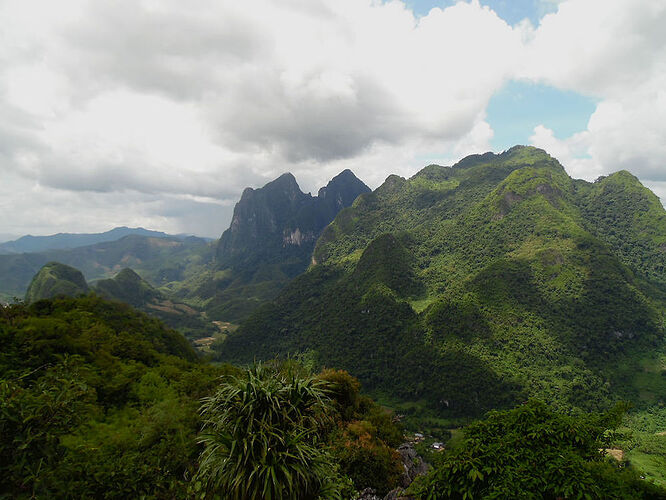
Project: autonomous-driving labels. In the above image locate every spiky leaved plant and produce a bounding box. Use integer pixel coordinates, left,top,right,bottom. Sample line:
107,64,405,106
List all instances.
195,363,346,500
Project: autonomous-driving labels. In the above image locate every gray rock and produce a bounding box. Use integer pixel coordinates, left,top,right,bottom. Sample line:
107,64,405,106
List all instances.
356,487,382,500
397,442,429,487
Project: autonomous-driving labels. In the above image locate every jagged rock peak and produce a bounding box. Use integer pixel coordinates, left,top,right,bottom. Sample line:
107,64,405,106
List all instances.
318,169,370,209
217,169,369,264
265,172,302,192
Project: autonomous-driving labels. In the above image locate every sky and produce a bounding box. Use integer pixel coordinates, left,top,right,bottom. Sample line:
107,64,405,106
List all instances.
1,0,665,238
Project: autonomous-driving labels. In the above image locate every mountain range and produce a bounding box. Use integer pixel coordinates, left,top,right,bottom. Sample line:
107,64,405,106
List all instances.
7,145,666,489
0,226,183,254
9,149,666,422
24,262,216,340
0,234,212,302
213,146,666,419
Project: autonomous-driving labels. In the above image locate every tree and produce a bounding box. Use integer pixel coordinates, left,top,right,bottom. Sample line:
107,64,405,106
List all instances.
195,363,348,500
407,400,666,499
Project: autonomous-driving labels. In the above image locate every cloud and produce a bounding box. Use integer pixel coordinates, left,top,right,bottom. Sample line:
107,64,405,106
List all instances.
524,0,666,183
1,0,665,236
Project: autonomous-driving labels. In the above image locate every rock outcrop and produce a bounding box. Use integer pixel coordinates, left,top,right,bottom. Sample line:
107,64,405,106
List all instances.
217,169,370,264
354,442,427,500
397,442,429,488
192,169,370,322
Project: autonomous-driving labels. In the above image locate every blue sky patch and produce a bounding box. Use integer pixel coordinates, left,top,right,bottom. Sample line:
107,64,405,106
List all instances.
486,80,597,151
402,0,558,26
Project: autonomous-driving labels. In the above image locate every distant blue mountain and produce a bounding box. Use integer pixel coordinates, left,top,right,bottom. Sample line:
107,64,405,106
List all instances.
0,227,174,254
0,233,19,244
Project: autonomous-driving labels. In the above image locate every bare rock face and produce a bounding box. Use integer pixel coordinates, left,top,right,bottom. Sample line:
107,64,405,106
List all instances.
356,486,415,500
397,442,429,488
383,487,414,500
198,169,370,322
217,169,370,264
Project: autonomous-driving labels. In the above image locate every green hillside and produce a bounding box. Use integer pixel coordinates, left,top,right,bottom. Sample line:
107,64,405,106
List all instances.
24,262,89,303
94,267,217,340
216,146,666,419
0,235,212,300
94,267,163,307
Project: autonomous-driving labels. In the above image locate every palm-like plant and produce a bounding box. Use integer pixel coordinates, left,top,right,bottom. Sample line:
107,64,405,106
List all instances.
195,363,343,500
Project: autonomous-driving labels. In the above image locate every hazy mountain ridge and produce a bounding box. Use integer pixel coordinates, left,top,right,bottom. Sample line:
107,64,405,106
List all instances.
215,146,666,417
0,226,179,254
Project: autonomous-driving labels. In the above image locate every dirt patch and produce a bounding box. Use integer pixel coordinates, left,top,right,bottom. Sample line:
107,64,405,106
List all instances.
146,303,178,314
193,337,216,347
213,321,238,333
603,448,624,461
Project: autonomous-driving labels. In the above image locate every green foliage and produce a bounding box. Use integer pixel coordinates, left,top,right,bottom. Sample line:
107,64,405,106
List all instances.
0,357,93,496
578,171,666,288
354,233,424,298
425,293,489,341
0,295,227,498
195,363,347,500
329,419,403,496
94,267,161,307
408,400,666,499
319,369,405,494
1,297,406,497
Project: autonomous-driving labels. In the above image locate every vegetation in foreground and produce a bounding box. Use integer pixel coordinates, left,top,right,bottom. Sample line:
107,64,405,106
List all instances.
2,296,666,498
0,296,402,498
409,400,666,499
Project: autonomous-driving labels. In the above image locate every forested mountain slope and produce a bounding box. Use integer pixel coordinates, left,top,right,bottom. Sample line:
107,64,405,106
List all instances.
217,146,666,417
24,262,89,303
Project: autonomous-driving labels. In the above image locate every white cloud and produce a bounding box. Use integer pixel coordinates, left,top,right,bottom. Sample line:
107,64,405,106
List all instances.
524,0,666,185
1,0,665,236
528,125,601,181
